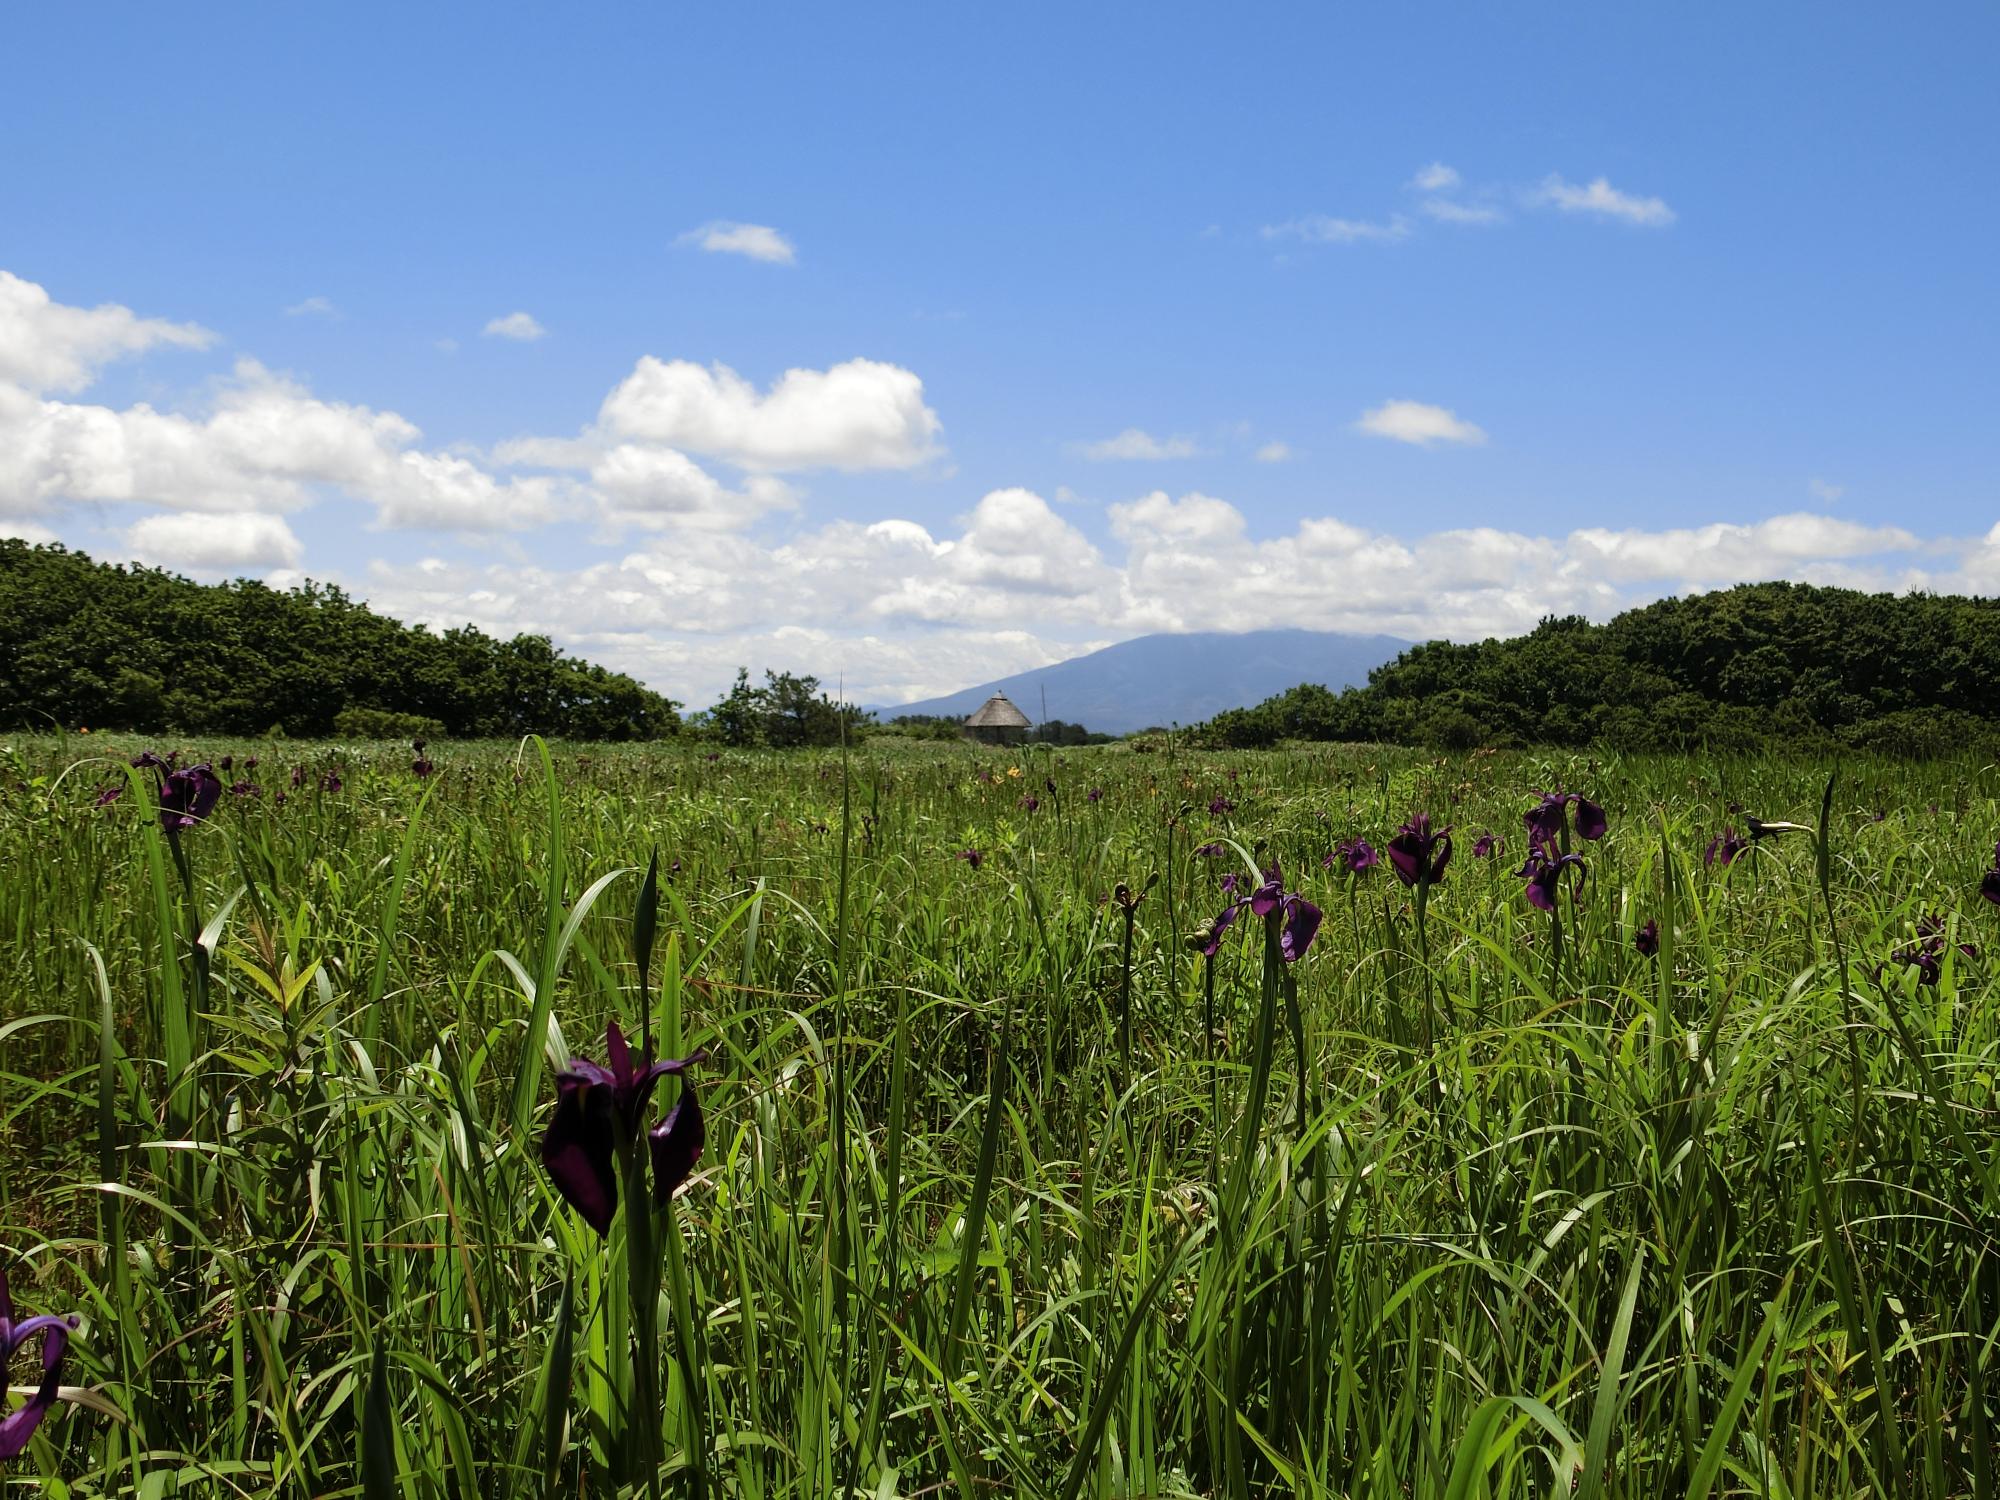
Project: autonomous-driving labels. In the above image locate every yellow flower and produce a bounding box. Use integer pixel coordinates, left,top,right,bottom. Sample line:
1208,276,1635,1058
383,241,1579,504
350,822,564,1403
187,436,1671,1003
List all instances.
1006,766,1022,779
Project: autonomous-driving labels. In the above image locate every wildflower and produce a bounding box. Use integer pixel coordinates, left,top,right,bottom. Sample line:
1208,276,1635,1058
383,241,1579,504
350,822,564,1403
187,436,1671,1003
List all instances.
1524,790,1607,846
230,780,259,798
1634,918,1660,957
1324,837,1378,875
1516,843,1587,912
133,754,222,834
1087,787,1103,803
290,765,305,790
219,756,233,773
1189,902,1239,957
1194,841,1227,859
93,786,122,809
1006,767,1022,780
541,1020,708,1236
1705,827,1749,867
1018,794,1039,813
1386,815,1452,889
1208,794,1235,817
1981,842,2000,906
956,848,983,870
1245,861,1323,963
244,756,259,771
412,740,434,777
1471,833,1501,859
1879,914,1976,988
0,1264,80,1459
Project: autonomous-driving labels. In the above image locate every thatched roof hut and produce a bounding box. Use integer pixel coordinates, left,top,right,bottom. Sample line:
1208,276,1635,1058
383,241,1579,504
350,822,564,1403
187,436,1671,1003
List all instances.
964,691,1032,745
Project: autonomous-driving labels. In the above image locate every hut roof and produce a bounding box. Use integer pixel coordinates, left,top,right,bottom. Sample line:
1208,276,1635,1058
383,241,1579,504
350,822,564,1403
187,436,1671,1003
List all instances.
964,692,1032,729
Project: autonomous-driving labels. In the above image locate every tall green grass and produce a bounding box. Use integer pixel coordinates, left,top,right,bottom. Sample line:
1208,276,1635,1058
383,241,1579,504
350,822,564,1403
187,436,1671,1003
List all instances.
2,734,1997,1496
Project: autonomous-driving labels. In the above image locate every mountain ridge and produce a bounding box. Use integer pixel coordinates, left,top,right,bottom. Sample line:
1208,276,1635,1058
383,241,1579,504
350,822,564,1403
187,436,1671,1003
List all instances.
875,629,1411,735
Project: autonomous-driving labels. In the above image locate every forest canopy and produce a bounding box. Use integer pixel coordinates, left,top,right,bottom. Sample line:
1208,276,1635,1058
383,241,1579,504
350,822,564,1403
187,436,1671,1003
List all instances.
0,540,680,739
1199,581,2000,756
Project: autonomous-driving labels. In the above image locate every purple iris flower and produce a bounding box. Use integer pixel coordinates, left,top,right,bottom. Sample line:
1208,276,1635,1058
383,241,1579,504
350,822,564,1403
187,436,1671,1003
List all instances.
1516,843,1587,912
1472,833,1501,859
1087,787,1104,804
290,765,305,790
1190,900,1239,957
0,1264,80,1459
1981,842,2000,906
1219,871,1243,897
956,848,984,870
93,786,122,809
1705,827,1749,867
1323,837,1378,875
1524,790,1608,846
1634,919,1660,958
230,780,259,799
320,770,343,794
1195,841,1227,859
1386,815,1452,889
244,757,258,772
132,753,221,834
1209,795,1235,817
412,740,434,777
1019,794,1040,813
1247,861,1324,963
1879,914,1976,988
218,756,233,773
541,1020,708,1236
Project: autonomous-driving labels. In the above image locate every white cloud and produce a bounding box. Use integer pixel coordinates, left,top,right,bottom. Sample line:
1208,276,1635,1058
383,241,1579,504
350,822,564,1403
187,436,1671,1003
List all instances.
1421,199,1504,226
284,296,339,319
124,510,304,570
1078,428,1202,461
0,270,215,394
1532,175,1676,226
1262,214,1411,245
1253,441,1292,463
483,311,547,341
590,443,796,532
1410,162,1461,192
1809,478,1845,503
598,356,941,471
675,221,797,266
1355,400,1488,447
1,517,58,545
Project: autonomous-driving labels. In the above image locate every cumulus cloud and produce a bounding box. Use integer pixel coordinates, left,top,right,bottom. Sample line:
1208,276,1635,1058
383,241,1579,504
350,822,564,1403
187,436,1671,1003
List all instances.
483,311,547,341
124,510,304,570
675,221,797,265
1253,441,1292,463
1262,214,1411,245
1532,175,1675,226
1355,400,1488,447
338,486,1955,707
598,356,942,471
284,296,339,318
0,269,215,394
1078,428,1202,461
1809,478,1846,503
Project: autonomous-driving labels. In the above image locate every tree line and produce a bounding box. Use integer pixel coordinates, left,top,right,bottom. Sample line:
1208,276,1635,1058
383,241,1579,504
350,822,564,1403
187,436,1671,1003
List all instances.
1199,581,2000,756
0,541,679,739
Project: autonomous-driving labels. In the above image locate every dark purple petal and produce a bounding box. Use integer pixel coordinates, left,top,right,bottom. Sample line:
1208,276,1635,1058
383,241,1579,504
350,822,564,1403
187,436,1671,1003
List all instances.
1634,919,1660,957
1279,895,1322,963
649,1081,707,1207
1523,797,1566,846
1248,864,1284,916
1982,867,2000,907
1573,797,1607,841
1385,835,1422,887
1199,901,1240,957
541,1075,618,1236
0,1325,69,1459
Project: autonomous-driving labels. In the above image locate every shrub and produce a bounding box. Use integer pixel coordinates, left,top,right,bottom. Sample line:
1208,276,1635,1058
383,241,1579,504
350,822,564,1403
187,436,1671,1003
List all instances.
333,707,447,741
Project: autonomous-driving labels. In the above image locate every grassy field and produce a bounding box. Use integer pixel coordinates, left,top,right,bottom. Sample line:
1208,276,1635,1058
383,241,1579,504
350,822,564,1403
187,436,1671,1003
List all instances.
3,733,1999,1497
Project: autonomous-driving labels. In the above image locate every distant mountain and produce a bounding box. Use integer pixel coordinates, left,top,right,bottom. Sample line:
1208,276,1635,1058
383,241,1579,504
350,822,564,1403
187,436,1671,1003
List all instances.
877,630,1411,735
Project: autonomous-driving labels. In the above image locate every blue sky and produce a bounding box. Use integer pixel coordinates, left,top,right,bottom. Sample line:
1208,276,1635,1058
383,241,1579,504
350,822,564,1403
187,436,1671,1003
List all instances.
4,5,1996,705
